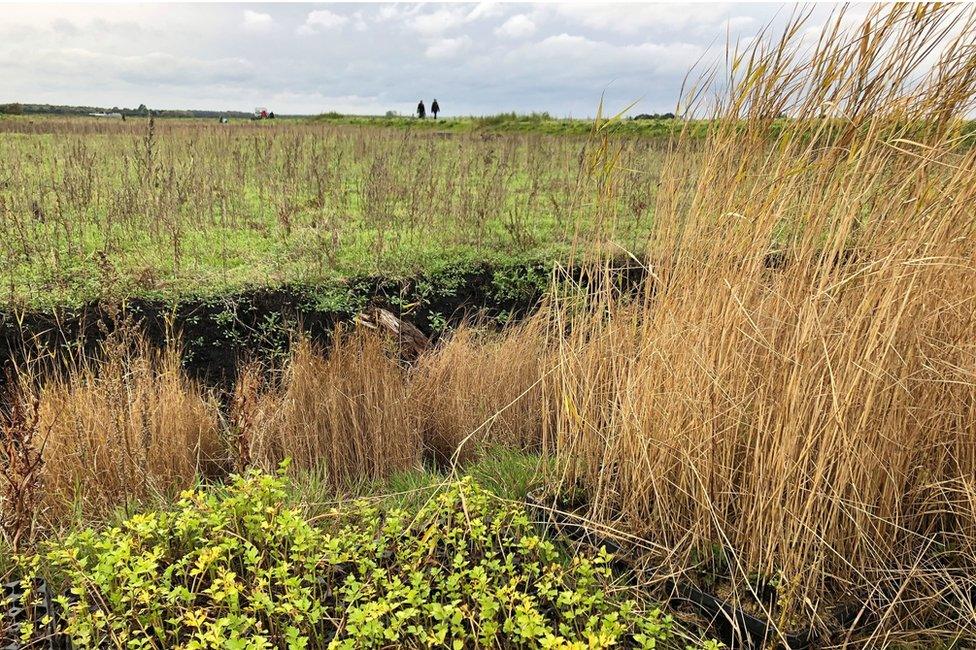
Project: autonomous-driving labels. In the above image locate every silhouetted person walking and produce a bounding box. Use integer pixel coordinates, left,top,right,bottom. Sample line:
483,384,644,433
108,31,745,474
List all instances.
417,100,426,119
431,99,440,119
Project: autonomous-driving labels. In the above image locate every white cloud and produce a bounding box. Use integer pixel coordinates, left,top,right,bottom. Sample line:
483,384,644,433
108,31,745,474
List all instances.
555,4,730,35
375,4,426,23
723,16,756,31
298,9,348,35
425,36,471,60
408,9,466,37
509,34,706,79
407,4,501,37
466,2,504,22
352,12,368,32
242,10,273,34
376,5,403,22
495,15,536,39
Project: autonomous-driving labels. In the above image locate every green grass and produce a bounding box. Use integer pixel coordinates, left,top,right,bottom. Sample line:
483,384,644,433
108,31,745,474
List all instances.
12,112,963,310
13,113,966,310
0,117,664,310
347,445,545,512
310,111,697,137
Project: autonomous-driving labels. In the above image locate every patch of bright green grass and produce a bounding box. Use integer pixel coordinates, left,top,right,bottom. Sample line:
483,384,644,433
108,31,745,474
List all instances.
334,446,543,513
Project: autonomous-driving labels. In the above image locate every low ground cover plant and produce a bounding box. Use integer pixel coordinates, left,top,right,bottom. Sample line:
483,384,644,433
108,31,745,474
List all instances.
4,470,674,649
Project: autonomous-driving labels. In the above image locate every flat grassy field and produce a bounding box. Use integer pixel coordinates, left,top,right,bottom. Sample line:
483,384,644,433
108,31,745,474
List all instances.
311,111,694,137
0,114,669,309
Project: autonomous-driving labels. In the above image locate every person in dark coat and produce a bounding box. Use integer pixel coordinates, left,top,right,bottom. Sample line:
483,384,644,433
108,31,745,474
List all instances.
417,100,426,119
431,99,440,119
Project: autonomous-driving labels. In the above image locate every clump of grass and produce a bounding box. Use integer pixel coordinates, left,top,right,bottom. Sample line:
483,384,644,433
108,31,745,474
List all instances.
473,111,552,127
411,318,550,465
245,318,554,484
34,334,224,522
248,332,420,486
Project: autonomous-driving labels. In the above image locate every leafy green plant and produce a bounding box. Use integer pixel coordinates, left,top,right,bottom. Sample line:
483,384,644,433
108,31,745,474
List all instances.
8,470,674,648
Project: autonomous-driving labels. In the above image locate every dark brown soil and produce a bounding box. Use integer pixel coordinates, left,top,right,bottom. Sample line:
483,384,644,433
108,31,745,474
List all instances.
0,259,649,393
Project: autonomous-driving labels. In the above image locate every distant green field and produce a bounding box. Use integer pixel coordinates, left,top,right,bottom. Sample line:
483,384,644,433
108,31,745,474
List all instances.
309,111,976,143
310,111,693,137
0,116,667,309
5,111,967,310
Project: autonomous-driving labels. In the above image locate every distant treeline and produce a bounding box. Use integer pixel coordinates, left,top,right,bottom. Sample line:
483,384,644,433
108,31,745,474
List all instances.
0,103,260,119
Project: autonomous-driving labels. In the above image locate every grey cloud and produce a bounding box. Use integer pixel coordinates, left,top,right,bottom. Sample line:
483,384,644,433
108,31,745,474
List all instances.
5,46,255,88
50,18,80,36
0,3,835,116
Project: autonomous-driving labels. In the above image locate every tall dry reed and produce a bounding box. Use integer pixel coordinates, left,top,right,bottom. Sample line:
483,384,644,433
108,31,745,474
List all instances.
546,4,976,636
247,332,420,486
34,338,223,522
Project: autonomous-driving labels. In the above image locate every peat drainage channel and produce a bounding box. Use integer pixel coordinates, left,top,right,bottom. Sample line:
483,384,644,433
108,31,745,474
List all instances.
0,259,647,393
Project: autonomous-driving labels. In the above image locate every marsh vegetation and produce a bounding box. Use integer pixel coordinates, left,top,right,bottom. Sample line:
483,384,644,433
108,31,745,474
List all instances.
3,5,976,648
0,115,666,309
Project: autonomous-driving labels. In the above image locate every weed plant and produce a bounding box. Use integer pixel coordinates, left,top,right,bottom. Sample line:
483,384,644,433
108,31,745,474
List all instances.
6,471,675,649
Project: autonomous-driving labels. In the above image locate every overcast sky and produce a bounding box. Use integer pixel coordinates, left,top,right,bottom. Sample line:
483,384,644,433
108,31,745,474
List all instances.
1,3,841,117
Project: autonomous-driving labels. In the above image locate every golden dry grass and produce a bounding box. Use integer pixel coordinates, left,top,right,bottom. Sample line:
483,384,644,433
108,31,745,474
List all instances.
247,332,419,485
544,4,976,637
3,320,555,529
410,319,550,464
245,319,552,477
32,339,223,523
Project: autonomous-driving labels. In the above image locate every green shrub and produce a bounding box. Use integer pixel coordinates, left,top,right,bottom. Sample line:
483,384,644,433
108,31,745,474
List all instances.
8,470,672,648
